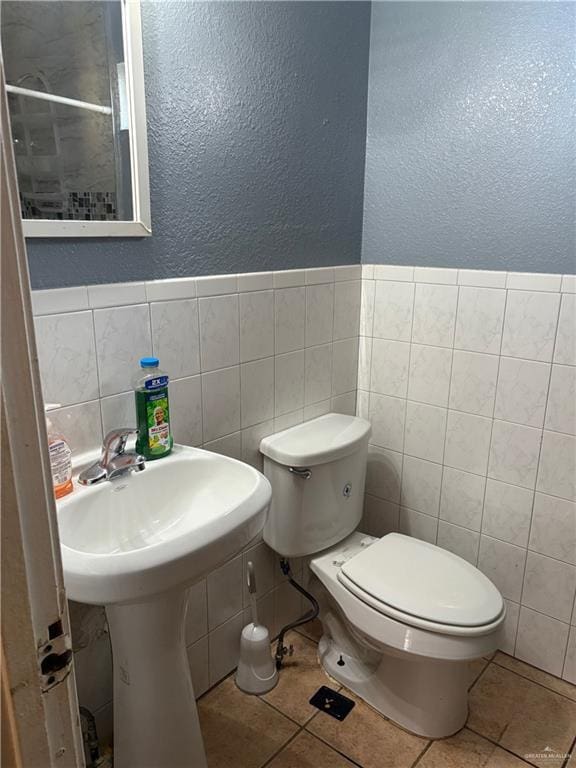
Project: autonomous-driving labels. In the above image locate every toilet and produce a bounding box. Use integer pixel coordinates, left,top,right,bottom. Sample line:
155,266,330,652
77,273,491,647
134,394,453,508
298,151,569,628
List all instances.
260,413,505,739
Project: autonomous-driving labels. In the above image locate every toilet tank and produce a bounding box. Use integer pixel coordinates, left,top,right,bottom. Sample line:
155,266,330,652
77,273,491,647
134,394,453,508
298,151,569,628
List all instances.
260,414,371,557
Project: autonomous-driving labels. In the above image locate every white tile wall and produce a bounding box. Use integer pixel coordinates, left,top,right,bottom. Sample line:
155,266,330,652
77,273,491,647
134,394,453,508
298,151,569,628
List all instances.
515,607,570,677
502,291,561,363
305,344,332,405
555,294,576,365
440,467,485,532
275,351,305,416
33,266,360,715
449,350,498,417
240,358,275,427
400,455,442,517
35,311,99,406
334,280,361,340
408,344,452,407
537,430,576,502
373,280,414,341
239,291,274,362
305,282,334,347
482,480,533,547
454,287,506,354
358,265,576,683
94,304,152,396
274,287,306,354
494,357,550,428
371,338,410,397
412,283,458,348
487,420,541,489
445,410,492,476
545,364,576,435
199,294,240,371
437,521,479,565
151,299,201,379
529,493,576,564
34,262,575,714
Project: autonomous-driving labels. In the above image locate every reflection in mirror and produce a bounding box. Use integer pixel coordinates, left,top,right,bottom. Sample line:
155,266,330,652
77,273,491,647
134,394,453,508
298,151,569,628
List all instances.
2,0,150,236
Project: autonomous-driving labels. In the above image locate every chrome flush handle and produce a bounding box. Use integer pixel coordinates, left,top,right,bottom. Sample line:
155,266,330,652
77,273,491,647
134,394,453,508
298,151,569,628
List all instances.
289,466,312,480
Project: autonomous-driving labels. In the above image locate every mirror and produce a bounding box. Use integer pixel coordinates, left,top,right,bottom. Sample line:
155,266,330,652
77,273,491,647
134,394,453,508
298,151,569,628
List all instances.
2,0,150,237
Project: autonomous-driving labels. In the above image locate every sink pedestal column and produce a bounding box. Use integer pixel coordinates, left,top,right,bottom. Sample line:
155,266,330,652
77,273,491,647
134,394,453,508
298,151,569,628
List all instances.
106,588,207,768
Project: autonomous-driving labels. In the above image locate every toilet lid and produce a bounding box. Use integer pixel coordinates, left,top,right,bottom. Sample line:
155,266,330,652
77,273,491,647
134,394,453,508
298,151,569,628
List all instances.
339,533,503,628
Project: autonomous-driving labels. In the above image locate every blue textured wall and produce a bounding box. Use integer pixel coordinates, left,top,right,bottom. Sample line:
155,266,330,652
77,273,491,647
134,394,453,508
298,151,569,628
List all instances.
27,1,370,289
362,1,576,273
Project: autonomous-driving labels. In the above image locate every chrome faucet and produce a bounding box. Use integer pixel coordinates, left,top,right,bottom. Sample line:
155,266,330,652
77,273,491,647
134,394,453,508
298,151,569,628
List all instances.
78,428,146,485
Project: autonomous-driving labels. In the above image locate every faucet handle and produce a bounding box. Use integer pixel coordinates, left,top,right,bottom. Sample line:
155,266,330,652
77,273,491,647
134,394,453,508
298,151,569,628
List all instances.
102,428,137,464
78,428,141,487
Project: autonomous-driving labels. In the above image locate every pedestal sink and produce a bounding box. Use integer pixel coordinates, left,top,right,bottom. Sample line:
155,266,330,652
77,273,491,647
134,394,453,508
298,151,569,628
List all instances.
57,444,271,768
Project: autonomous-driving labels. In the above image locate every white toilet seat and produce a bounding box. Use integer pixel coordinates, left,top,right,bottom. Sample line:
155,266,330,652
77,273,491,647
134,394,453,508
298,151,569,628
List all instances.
337,532,504,636
338,570,505,636
310,531,505,661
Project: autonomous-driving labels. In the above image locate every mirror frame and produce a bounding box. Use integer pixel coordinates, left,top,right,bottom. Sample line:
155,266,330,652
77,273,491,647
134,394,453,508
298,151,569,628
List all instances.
21,0,151,238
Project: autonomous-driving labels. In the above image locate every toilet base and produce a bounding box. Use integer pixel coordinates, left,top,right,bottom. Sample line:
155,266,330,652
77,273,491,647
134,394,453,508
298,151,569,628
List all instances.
318,634,469,739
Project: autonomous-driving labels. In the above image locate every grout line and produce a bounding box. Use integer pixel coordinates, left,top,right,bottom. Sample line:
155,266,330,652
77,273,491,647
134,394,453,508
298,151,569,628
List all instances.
490,657,576,703
410,740,435,768
293,628,320,644
365,277,376,339
476,285,510,568
467,658,491,690
194,297,205,444
508,546,576,569
271,291,277,424
331,278,338,350
326,383,575,437
89,308,107,442
561,734,576,768
300,727,367,768
392,278,419,535
515,286,563,654
364,281,376,456
196,666,234,701
256,693,311,729
464,725,540,767
434,285,460,547
361,423,574,501
402,281,418,459
259,729,304,768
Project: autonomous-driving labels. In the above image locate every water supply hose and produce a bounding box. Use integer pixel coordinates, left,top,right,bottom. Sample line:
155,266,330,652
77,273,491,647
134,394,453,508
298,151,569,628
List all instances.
274,558,320,670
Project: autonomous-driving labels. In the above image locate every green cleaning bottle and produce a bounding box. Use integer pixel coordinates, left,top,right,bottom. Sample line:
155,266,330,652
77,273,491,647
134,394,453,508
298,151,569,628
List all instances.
134,357,173,460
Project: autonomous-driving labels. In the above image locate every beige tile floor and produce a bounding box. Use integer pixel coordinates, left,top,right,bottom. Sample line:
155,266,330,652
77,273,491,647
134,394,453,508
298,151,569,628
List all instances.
198,620,576,768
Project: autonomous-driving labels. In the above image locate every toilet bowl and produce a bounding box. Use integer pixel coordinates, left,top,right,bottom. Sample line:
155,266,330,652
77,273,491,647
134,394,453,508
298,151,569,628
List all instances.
307,531,504,737
260,414,505,739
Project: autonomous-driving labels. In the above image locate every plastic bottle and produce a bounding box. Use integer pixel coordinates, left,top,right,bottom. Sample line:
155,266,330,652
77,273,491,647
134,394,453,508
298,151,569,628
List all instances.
134,357,173,460
45,404,73,499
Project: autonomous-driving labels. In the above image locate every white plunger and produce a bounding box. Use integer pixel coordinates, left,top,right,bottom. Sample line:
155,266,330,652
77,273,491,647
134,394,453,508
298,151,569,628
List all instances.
235,561,279,694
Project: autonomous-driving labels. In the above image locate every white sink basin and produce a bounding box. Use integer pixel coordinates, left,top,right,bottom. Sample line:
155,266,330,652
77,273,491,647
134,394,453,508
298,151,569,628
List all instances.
57,444,271,768
58,444,271,604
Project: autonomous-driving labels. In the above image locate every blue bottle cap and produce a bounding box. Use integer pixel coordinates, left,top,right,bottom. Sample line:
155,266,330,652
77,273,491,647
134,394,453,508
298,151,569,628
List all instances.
140,356,159,368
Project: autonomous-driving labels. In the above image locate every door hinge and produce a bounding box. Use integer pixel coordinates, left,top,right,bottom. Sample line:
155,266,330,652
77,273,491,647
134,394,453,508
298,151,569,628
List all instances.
39,618,73,692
